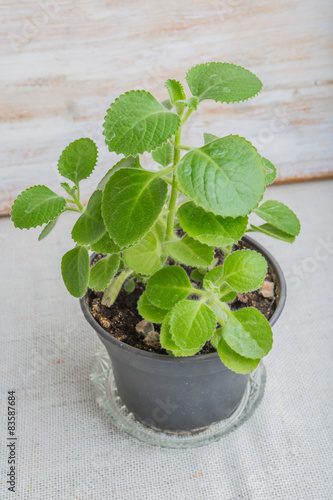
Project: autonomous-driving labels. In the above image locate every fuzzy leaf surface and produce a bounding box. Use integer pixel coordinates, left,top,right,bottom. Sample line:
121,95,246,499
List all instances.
178,202,248,247
137,291,167,323
97,156,141,191
102,168,168,247
160,311,199,356
72,190,105,245
146,266,192,309
164,235,214,267
186,62,262,103
152,141,173,167
217,333,260,373
255,200,300,236
61,246,90,298
222,307,273,359
38,217,58,241
249,224,296,243
262,158,277,185
90,232,121,253
88,254,120,291
122,222,165,275
176,135,266,218
11,185,66,229
222,249,267,293
169,300,216,350
57,138,98,184
103,90,181,156
165,79,186,104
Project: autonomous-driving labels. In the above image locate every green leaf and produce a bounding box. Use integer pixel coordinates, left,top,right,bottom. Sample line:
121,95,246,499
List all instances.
57,138,98,184
203,266,223,292
222,249,267,293
217,332,260,374
137,291,167,323
165,79,186,104
60,182,77,197
249,224,296,243
103,90,181,156
190,268,206,282
262,158,277,185
90,232,121,253
71,190,105,245
61,246,90,298
146,266,192,309
255,200,300,236
124,278,135,293
203,132,219,144
177,202,248,247
169,300,216,350
176,135,266,218
102,168,168,247
160,311,199,356
186,62,262,103
161,99,172,110
152,141,173,167
222,307,273,359
97,156,141,191
88,254,120,291
38,217,58,241
182,96,199,110
164,235,214,267
11,185,66,229
122,222,165,275
219,283,237,302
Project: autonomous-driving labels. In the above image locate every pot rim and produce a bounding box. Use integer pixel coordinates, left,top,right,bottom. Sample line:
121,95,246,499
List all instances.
80,235,286,364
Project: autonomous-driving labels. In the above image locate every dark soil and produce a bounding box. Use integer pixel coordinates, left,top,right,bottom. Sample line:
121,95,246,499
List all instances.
87,239,279,355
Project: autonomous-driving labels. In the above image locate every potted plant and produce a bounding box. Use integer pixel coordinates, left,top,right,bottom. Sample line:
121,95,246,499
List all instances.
11,62,300,434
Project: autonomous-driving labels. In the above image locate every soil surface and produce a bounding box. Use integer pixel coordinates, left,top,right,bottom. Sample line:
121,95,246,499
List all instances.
87,240,279,355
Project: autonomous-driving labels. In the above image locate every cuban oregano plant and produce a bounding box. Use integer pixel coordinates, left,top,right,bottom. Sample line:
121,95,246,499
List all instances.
11,62,300,374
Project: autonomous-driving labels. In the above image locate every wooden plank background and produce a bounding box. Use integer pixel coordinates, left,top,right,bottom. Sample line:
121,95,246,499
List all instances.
1,0,332,215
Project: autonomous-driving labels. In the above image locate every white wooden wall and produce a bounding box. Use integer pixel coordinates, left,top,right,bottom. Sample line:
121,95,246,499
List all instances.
1,0,332,215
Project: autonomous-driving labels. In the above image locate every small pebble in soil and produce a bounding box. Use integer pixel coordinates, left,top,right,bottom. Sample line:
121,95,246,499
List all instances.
259,280,275,299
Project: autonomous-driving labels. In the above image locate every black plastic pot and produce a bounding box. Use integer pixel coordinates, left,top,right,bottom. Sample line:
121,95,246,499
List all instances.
80,236,286,433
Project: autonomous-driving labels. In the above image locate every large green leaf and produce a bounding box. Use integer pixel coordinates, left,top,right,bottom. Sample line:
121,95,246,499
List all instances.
122,222,165,275
72,190,105,245
186,62,262,103
102,168,168,247
90,232,121,253
146,266,192,309
262,158,277,185
222,249,267,293
137,291,167,323
103,90,181,156
88,254,120,291
57,138,98,184
249,224,296,243
169,300,216,351
61,246,90,298
176,135,266,218
217,333,260,374
152,142,173,167
203,132,219,144
164,235,214,267
177,202,248,247
255,200,300,236
222,307,273,359
11,185,66,229
160,311,199,356
97,156,141,191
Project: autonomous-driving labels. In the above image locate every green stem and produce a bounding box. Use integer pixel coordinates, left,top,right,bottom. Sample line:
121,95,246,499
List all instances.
181,107,194,124
177,144,192,151
65,206,82,213
166,128,181,238
221,245,232,258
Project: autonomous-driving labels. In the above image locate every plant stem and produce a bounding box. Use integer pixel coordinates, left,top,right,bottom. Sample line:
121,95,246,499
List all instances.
166,128,181,238
177,144,192,151
101,269,132,307
221,244,232,258
181,107,193,124
65,206,82,213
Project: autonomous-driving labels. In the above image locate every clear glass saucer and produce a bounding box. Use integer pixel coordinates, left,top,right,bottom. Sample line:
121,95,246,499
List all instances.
90,345,266,449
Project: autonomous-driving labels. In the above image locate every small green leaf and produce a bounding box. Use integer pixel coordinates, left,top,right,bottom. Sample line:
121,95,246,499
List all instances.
262,158,277,185
219,283,237,302
222,249,267,293
169,300,216,350
176,135,266,218
57,138,98,184
186,62,262,103
182,96,199,110
11,185,66,229
61,246,90,298
38,217,58,241
97,156,141,191
122,222,165,275
60,182,77,197
165,79,186,104
146,266,192,309
178,202,248,247
203,132,219,144
203,266,223,292
217,333,260,374
164,235,214,267
161,99,172,110
255,200,300,236
152,141,173,167
124,278,135,293
102,168,168,247
72,190,105,245
160,311,199,356
249,224,296,243
88,254,120,291
190,268,206,282
90,232,121,253
103,90,181,156
137,291,167,323
222,307,273,359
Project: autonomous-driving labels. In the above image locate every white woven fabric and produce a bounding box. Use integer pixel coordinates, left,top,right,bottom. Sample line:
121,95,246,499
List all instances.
1,180,333,500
